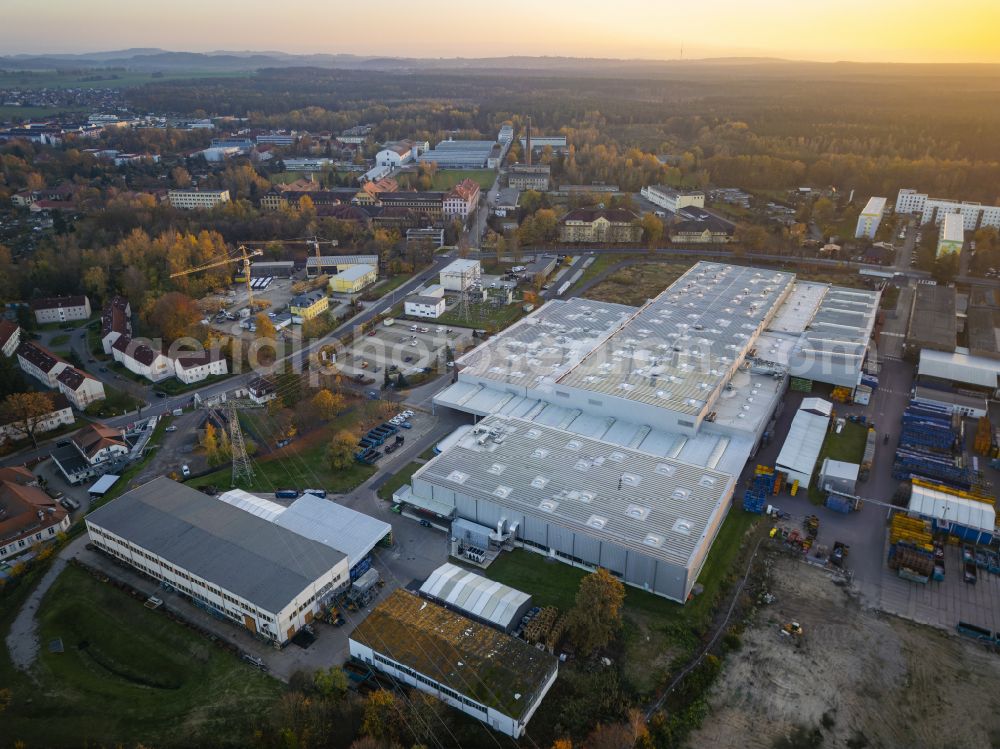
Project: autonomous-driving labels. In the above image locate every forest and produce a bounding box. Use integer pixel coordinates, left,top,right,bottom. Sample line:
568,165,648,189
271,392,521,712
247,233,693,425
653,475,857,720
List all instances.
129,64,1000,201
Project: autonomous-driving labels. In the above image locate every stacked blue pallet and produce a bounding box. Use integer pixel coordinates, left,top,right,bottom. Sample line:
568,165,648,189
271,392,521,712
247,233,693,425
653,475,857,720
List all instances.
894,400,966,485
742,472,776,514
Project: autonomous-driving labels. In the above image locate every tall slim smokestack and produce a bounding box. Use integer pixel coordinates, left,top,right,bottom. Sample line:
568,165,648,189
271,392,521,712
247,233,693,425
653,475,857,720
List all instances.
525,116,532,166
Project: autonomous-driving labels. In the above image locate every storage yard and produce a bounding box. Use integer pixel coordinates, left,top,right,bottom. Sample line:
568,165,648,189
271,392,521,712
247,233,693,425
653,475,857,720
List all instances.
691,555,1000,749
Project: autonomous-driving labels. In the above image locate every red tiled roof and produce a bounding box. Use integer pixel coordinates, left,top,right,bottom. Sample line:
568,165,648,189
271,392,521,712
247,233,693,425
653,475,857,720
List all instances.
16,341,65,373
30,295,88,312
0,477,66,544
56,366,95,391
174,350,224,367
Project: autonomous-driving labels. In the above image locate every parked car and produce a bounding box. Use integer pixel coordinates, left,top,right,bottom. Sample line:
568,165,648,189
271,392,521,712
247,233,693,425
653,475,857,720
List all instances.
60,497,81,511
181,465,191,478
165,426,178,432
45,487,64,500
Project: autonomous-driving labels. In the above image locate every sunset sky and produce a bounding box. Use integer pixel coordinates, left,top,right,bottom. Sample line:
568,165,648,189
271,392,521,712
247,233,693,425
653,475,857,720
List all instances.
4,0,1000,63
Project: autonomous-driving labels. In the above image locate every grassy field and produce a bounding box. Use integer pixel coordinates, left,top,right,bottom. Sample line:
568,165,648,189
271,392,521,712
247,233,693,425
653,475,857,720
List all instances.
157,372,232,396
191,407,378,494
0,105,67,120
486,507,759,696
397,169,496,190
808,420,869,503
582,260,691,306
84,384,142,419
1,565,282,748
376,461,423,501
435,299,526,332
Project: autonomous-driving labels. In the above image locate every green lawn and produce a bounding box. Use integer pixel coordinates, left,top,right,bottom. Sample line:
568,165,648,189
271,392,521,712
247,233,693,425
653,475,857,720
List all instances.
486,507,760,696
84,384,142,419
377,461,423,501
156,372,232,396
398,169,496,190
808,420,869,502
435,299,526,332
0,565,282,748
190,410,377,493
0,105,68,121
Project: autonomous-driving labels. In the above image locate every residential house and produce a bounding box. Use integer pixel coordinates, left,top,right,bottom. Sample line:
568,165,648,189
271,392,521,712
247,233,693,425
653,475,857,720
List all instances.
289,291,330,322
31,295,91,324
111,336,175,382
443,178,480,220
100,295,132,354
16,342,69,388
247,377,278,405
173,350,229,384
11,190,35,207
51,423,128,484
0,466,71,561
0,393,74,446
0,320,20,357
558,208,642,244
55,367,106,409
668,208,735,244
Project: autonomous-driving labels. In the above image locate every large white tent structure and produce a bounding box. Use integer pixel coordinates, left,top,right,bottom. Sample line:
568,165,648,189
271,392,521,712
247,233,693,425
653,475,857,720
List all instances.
775,399,832,488
419,562,533,633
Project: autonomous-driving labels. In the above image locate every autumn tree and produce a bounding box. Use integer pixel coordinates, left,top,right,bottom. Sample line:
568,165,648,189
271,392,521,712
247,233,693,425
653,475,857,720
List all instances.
361,689,402,744
0,392,55,447
640,213,664,247
171,166,192,188
255,312,277,341
146,292,201,343
327,430,358,470
313,666,349,698
202,421,223,466
567,568,626,655
312,389,344,421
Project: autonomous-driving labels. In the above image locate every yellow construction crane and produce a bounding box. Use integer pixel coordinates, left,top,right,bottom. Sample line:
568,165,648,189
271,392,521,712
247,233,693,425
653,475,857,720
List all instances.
170,244,263,310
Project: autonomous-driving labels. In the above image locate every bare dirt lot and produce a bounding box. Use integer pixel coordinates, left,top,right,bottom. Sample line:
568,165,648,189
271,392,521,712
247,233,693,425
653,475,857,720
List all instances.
692,554,1000,749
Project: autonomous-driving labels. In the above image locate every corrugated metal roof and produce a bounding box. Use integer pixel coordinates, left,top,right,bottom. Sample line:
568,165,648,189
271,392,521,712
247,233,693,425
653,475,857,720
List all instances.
775,408,830,482
909,485,995,533
86,477,345,613
414,415,734,568
420,563,531,630
919,348,999,389
273,493,391,569
216,488,285,520
558,262,795,415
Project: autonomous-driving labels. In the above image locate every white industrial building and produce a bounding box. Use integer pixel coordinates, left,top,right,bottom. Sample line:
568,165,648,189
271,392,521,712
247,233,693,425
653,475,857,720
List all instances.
896,188,1000,231
405,293,446,319
855,196,886,239
918,348,1000,395
419,562,532,633
907,483,995,536
640,185,705,213
439,258,482,291
818,458,859,496
419,140,499,169
399,262,881,601
167,189,230,210
350,588,558,738
775,398,832,489
215,489,391,574
86,478,350,643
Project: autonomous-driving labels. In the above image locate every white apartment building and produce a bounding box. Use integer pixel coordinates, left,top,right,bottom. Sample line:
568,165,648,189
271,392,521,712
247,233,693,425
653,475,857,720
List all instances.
937,212,965,257
855,196,887,239
168,189,231,210
16,342,69,388
56,367,106,410
111,337,175,382
31,295,91,324
896,188,1000,231
0,320,20,357
86,477,351,644
0,395,74,445
640,185,705,213
173,351,229,384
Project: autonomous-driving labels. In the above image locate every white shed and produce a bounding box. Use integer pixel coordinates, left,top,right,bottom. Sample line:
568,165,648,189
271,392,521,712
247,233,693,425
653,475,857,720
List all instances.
775,407,830,488
818,458,859,496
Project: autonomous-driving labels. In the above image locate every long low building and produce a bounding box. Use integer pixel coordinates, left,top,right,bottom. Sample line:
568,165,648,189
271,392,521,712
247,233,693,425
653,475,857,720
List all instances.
419,562,532,633
409,415,735,603
350,588,557,738
86,477,350,643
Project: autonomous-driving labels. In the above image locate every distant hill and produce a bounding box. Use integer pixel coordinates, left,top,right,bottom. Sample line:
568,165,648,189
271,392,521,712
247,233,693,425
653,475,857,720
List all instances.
2,49,998,78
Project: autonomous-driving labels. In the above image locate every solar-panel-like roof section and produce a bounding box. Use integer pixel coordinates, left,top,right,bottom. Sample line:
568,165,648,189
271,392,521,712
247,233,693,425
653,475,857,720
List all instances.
415,415,735,567
557,262,795,415
455,298,637,388
420,563,531,630
86,477,345,613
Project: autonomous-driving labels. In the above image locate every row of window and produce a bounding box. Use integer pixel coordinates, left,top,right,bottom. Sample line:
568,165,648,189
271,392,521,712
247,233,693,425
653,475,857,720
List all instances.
373,653,488,716
0,525,58,557
90,529,275,623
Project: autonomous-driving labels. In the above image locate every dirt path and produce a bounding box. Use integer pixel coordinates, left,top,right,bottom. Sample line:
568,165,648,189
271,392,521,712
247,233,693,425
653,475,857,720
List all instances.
690,554,1000,749
5,549,73,672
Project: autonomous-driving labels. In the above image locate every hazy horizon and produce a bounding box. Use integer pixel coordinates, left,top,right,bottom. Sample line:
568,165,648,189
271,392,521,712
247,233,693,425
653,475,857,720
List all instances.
3,0,1000,65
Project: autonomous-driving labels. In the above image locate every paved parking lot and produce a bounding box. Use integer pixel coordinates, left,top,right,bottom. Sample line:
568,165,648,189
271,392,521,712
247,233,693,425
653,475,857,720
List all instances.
338,324,473,378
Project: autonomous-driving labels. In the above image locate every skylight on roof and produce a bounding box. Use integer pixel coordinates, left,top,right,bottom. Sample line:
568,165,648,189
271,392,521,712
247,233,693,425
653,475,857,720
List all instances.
625,504,651,521
494,486,512,499
531,476,549,489
446,470,469,484
587,515,608,530
620,473,642,488
488,463,506,475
